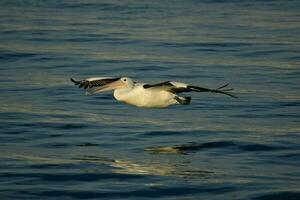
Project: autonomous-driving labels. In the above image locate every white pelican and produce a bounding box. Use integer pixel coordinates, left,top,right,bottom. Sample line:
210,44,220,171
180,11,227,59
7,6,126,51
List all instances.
71,77,236,108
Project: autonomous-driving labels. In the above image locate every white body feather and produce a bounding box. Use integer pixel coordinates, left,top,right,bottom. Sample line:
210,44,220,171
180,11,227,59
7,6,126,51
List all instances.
114,83,178,108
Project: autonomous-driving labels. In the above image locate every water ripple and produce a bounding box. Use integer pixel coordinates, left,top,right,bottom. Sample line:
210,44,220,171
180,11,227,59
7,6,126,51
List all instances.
145,141,291,154
252,191,300,200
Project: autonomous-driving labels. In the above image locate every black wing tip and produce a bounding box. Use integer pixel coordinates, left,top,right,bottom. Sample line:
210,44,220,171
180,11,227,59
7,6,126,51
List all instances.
188,84,238,99
70,78,87,88
213,83,238,99
71,78,81,85
222,91,238,99
216,83,238,99
217,83,229,89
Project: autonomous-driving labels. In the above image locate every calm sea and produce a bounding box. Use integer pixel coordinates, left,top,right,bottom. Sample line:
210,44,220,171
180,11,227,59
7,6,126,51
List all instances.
0,0,299,199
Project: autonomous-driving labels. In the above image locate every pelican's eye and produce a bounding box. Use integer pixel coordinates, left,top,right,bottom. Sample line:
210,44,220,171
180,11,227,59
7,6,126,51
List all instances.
123,78,127,82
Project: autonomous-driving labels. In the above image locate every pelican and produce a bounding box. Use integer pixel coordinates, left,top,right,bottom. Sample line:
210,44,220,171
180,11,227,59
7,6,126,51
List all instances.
71,77,236,108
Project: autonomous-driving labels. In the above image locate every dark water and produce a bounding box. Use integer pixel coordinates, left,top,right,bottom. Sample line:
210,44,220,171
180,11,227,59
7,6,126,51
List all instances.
1,0,300,199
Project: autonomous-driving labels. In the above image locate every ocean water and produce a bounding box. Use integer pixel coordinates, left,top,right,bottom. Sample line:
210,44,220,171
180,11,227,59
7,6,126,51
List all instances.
0,0,300,199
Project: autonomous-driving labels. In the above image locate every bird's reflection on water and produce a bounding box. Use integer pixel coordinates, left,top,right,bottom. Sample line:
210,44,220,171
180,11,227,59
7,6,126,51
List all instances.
111,160,214,178
1,152,214,178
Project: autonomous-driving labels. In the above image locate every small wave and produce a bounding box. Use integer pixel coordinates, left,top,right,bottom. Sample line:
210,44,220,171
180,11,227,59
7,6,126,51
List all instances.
236,49,300,58
76,142,99,147
143,130,196,137
251,191,300,200
21,122,88,130
0,51,37,62
161,42,250,48
12,184,235,199
0,172,142,182
145,141,287,154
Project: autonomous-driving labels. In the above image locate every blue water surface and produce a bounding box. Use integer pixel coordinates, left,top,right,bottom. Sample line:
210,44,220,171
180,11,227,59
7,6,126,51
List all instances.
0,0,300,199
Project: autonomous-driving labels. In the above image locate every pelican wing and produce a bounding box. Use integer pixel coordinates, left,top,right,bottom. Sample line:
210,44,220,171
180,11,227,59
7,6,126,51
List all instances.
144,81,237,98
143,81,174,89
71,77,120,89
185,84,237,98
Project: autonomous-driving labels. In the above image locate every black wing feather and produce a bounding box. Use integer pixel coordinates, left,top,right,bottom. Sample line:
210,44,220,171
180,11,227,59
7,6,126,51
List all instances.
143,81,173,89
71,77,120,89
142,80,237,98
188,85,237,98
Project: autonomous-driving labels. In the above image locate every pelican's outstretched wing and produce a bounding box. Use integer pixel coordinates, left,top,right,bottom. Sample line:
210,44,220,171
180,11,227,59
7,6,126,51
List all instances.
71,77,120,95
71,77,120,89
143,81,237,98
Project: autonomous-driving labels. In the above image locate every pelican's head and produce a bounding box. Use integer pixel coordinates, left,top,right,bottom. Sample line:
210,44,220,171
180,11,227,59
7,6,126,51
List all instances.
119,77,135,89
90,77,134,94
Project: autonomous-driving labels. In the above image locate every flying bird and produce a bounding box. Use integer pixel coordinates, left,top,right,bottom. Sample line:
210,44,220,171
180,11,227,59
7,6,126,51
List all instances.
71,77,236,108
